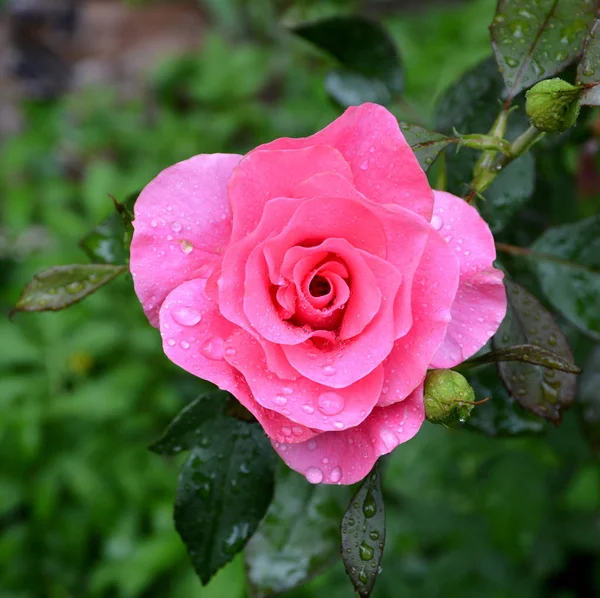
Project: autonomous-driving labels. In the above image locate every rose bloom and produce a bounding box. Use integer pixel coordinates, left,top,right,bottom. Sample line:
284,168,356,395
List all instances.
131,103,506,485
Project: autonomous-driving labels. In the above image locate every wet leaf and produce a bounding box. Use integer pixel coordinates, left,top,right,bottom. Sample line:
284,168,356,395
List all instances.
490,0,597,102
292,15,403,106
149,392,227,455
464,366,547,436
174,417,275,585
436,57,535,230
530,214,600,339
493,279,577,422
398,122,455,172
577,19,600,105
246,467,351,597
80,192,137,264
341,462,385,598
463,343,581,373
578,345,600,454
12,265,127,315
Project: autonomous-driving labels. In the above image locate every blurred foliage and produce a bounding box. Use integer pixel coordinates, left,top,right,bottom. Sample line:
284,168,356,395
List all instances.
1,0,600,597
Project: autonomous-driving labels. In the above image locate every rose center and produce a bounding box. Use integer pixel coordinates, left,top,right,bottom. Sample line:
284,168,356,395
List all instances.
309,275,331,297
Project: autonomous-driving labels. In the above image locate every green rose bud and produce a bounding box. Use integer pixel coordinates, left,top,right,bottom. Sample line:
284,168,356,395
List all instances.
525,78,582,133
424,369,476,427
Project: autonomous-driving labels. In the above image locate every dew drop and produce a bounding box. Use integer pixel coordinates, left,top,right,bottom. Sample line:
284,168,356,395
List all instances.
273,396,288,406
359,541,375,561
302,404,315,414
431,214,443,230
282,386,293,395
171,221,183,232
305,467,324,484
360,160,369,171
171,306,202,327
179,239,194,254
334,421,344,429
322,365,337,377
167,339,176,347
318,391,345,415
379,427,398,451
292,426,304,436
179,340,190,350
330,466,343,483
282,426,292,436
307,439,317,451
201,336,224,360
224,347,237,358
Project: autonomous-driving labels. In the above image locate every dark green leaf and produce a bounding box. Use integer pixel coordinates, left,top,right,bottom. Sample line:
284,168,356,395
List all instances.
530,214,600,339
245,467,351,597
149,392,227,455
578,345,600,454
464,365,547,436
493,279,577,422
175,418,275,585
341,462,385,598
490,0,597,101
577,19,600,105
292,16,403,106
436,57,535,230
398,122,455,172
12,265,127,314
463,343,581,373
80,192,137,265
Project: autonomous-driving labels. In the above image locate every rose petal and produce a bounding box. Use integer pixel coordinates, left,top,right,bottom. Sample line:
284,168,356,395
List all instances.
283,252,401,387
228,146,353,243
224,329,384,432
274,383,425,485
429,191,507,368
255,103,434,219
379,228,460,406
131,153,241,326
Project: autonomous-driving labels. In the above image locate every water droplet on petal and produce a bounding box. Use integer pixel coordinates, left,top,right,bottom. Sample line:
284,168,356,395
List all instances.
322,365,337,377
282,386,293,395
360,160,369,170
282,426,292,436
334,421,344,429
292,426,304,436
379,427,398,451
179,239,194,254
224,347,237,358
171,221,183,232
273,396,287,406
318,391,345,415
302,404,315,414
201,336,224,360
179,340,190,350
330,466,343,483
167,339,176,347
305,467,324,484
307,439,317,451
431,214,443,230
172,306,202,327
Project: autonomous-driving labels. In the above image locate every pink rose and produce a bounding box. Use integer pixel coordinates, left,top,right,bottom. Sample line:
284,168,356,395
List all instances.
130,103,506,485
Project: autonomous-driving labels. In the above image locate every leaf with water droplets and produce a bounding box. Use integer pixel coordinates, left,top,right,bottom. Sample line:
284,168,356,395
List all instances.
491,0,597,102
577,18,600,105
80,191,137,264
149,392,228,455
463,343,581,373
341,462,385,598
493,279,577,422
465,365,548,436
399,122,455,172
12,264,127,315
530,214,600,339
245,467,352,597
174,416,275,585
291,15,403,107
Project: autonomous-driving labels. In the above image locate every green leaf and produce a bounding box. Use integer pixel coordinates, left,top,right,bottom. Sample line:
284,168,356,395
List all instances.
463,343,581,373
174,417,275,585
80,192,137,265
245,467,351,597
12,265,127,314
149,392,227,455
292,16,403,106
577,19,600,105
436,57,535,231
493,279,577,422
490,0,597,102
398,122,455,172
465,366,547,436
578,345,600,455
530,214,600,339
341,462,385,598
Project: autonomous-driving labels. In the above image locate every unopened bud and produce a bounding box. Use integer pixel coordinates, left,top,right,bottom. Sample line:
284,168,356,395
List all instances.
525,78,582,133
424,369,476,427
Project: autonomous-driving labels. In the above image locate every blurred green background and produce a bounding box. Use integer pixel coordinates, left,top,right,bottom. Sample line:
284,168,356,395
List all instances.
1,0,599,597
